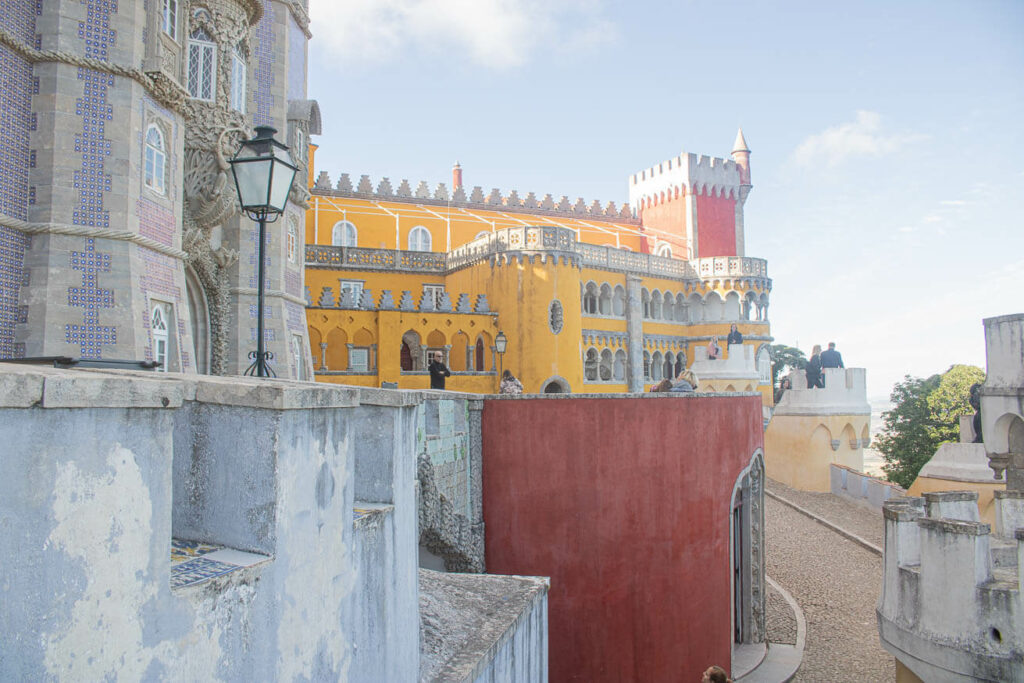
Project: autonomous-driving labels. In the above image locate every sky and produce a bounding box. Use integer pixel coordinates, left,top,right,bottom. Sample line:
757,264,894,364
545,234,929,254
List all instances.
305,0,1024,402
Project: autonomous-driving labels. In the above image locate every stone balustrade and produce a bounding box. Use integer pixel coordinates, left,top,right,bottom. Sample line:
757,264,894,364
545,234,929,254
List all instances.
776,367,871,417
307,227,771,289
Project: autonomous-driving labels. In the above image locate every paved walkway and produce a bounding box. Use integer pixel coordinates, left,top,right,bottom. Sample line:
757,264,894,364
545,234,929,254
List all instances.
765,479,894,682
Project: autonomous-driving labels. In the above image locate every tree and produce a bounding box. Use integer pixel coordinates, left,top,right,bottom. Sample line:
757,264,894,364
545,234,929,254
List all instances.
768,344,806,389
877,365,985,489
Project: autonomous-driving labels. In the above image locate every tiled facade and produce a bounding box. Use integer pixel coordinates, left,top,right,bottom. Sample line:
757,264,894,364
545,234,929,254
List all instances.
0,1,315,377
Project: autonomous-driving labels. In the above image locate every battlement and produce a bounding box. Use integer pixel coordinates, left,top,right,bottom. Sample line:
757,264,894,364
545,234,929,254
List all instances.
979,313,1024,485
628,151,742,210
774,368,870,416
878,491,1024,681
311,171,639,223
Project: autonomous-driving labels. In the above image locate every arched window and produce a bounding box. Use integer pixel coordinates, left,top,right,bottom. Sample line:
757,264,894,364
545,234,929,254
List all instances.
599,349,613,381
332,221,357,247
287,219,298,263
643,351,652,381
612,286,626,316
651,291,663,320
652,352,663,381
584,348,599,381
475,337,485,371
641,289,651,318
655,243,672,258
144,125,166,194
614,350,626,382
663,352,675,380
151,302,171,372
408,226,432,251
162,0,178,39
230,44,246,113
187,28,216,101
582,282,598,315
474,230,490,241
598,284,612,315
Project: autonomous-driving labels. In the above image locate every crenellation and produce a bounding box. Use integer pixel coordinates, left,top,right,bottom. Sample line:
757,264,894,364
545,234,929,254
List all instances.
377,177,393,196
486,188,502,205
415,181,431,199
315,170,331,189
397,179,412,197
337,173,353,192
506,189,521,207
357,174,373,194
433,183,448,201
469,186,485,203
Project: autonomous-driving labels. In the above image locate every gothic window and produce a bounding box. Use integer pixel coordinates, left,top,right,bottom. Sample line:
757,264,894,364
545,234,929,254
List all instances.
612,286,626,316
599,349,613,381
598,284,612,315
757,346,772,385
151,302,171,372
187,29,216,101
613,350,626,382
643,351,652,381
230,45,247,113
408,225,432,251
652,352,663,381
287,218,298,263
664,352,675,380
651,291,663,319
332,221,357,247
162,0,178,40
641,288,651,318
549,300,564,334
655,243,672,258
474,338,484,371
291,334,305,380
144,124,166,195
582,282,598,315
584,348,599,382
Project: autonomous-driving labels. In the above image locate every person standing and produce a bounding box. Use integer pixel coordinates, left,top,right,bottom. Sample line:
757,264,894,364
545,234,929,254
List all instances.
428,351,451,390
806,344,824,389
820,342,844,369
727,324,743,346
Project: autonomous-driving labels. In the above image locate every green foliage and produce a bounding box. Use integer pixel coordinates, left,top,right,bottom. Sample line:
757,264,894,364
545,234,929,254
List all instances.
768,344,807,388
877,365,985,489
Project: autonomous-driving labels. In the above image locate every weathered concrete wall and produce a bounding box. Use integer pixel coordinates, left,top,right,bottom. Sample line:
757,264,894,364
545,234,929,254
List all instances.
0,365,419,682
481,392,764,682
831,464,906,510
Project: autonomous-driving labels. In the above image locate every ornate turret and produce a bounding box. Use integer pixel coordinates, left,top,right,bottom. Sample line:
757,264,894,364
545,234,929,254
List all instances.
452,162,463,191
731,128,752,191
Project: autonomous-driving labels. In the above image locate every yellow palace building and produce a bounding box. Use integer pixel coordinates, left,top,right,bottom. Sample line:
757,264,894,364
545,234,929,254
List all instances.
302,130,774,399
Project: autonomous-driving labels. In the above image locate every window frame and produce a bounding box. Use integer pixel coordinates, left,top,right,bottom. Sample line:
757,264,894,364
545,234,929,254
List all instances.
332,220,357,247
187,29,217,102
408,225,432,252
348,347,370,372
423,283,445,309
143,123,167,195
162,0,178,40
230,46,246,113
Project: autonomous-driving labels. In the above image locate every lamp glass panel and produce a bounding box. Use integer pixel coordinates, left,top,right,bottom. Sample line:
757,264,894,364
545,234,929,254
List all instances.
232,157,272,208
268,159,297,211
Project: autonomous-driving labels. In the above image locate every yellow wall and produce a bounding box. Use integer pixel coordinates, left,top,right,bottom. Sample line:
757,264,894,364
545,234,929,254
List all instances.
907,477,1004,526
304,193,773,396
765,414,869,492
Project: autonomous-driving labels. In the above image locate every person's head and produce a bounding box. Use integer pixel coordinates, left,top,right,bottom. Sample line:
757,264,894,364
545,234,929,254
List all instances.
730,324,737,332
502,369,513,380
433,351,444,362
702,665,730,683
781,377,791,389
812,344,822,355
677,370,697,387
711,336,718,343
828,342,836,350
653,378,673,392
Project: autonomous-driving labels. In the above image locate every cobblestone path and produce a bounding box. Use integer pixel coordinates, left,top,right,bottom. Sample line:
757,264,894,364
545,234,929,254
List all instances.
766,488,894,682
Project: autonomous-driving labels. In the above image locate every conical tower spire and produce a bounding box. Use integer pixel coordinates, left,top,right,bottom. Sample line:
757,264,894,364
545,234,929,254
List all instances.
732,127,750,154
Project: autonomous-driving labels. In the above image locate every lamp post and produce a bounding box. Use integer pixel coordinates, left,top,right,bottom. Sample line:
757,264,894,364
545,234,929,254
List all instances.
228,126,298,378
494,330,508,389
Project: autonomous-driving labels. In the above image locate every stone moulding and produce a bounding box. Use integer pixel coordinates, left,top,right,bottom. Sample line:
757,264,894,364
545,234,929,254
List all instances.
0,215,187,260
0,27,189,114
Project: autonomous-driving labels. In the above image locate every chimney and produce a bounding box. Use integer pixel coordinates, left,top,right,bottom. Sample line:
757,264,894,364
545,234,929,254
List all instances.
452,162,463,191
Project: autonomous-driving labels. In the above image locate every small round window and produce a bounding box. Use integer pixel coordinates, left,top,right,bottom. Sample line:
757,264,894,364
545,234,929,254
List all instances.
549,300,564,334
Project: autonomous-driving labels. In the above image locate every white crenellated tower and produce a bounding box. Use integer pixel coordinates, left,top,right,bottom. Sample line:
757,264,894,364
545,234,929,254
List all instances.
628,129,751,259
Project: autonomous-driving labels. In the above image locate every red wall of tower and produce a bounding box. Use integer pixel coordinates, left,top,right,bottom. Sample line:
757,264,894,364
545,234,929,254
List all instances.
695,193,737,257
481,395,764,682
640,196,689,256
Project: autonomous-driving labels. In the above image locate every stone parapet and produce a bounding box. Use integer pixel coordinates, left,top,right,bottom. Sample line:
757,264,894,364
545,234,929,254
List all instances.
878,492,1023,682
979,313,1024,487
775,367,871,417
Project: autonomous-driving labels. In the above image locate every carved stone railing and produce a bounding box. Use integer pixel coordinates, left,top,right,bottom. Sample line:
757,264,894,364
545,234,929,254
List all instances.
693,256,768,279
307,229,769,286
306,245,446,273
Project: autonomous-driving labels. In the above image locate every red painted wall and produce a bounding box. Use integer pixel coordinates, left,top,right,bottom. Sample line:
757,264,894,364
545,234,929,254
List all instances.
481,395,763,682
641,196,690,256
695,194,737,257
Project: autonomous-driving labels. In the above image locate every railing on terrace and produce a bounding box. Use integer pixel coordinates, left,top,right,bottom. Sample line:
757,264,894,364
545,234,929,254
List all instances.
306,226,768,281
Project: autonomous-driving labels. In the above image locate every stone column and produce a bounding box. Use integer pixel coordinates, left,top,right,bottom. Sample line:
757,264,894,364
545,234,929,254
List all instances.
625,275,644,393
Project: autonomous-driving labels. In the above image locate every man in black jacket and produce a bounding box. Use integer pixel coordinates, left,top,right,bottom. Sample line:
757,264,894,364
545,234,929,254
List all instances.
821,342,844,369
428,351,451,390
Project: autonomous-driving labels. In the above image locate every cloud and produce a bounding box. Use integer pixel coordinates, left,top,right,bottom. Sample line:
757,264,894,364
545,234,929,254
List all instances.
792,111,928,167
939,199,967,206
308,0,616,70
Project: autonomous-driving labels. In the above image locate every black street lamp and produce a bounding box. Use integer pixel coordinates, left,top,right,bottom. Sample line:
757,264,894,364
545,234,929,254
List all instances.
229,126,298,377
494,330,508,386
